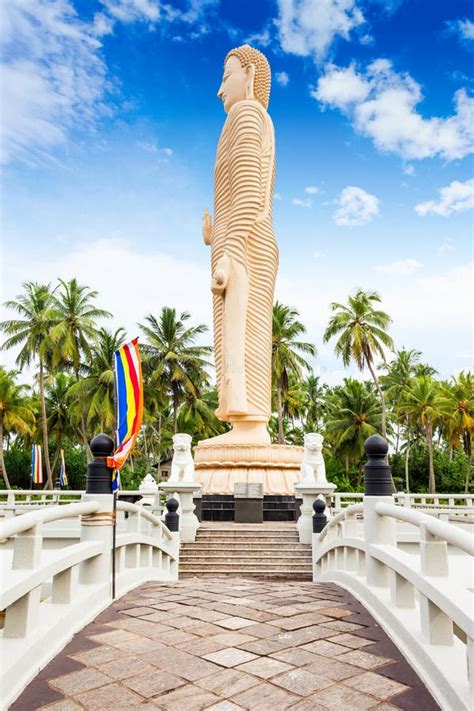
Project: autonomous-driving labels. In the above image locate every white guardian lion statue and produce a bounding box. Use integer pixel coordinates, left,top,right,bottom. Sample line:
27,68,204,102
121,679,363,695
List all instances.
168,433,195,483
300,433,327,484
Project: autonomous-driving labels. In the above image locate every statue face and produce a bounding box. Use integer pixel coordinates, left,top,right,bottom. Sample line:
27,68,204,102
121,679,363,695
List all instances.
218,55,249,113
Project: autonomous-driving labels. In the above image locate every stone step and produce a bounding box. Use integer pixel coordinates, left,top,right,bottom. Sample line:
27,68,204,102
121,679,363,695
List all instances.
180,553,312,561
180,562,311,570
180,569,313,582
197,530,299,536
181,541,311,555
194,535,300,542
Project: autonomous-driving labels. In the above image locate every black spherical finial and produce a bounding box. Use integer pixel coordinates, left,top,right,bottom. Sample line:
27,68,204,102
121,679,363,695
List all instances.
165,497,180,532
364,434,388,458
312,496,328,534
90,433,115,458
364,433,392,496
313,498,326,514
166,497,179,513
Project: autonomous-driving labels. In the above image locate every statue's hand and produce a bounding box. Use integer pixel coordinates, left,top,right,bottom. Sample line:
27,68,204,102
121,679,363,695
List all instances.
202,209,212,246
211,253,231,295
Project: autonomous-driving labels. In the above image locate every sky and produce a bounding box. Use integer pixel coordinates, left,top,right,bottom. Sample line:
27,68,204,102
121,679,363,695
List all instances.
1,0,473,385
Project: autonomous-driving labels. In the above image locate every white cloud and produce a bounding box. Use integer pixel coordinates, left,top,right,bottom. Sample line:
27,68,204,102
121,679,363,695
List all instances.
244,29,272,47
1,237,212,372
333,185,379,226
375,259,423,275
448,18,474,42
305,185,319,194
0,0,107,165
315,59,474,161
313,251,326,259
275,71,290,86
403,164,415,176
162,147,173,156
312,63,370,107
437,242,456,255
292,197,312,207
1,0,215,165
415,179,474,217
274,192,283,201
99,0,160,24
276,0,365,61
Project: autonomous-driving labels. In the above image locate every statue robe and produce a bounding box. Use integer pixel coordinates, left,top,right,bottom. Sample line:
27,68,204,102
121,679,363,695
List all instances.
211,99,278,423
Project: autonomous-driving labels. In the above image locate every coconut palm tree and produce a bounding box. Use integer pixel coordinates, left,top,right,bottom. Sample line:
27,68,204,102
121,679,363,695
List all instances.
323,289,393,440
272,302,316,444
325,378,382,484
400,376,443,494
0,367,35,488
439,372,474,493
1,282,57,487
46,372,78,476
68,327,126,435
302,374,326,432
51,278,111,459
140,308,212,433
380,348,422,454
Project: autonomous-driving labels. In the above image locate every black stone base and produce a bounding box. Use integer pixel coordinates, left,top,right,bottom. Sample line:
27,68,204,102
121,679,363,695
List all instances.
201,495,297,522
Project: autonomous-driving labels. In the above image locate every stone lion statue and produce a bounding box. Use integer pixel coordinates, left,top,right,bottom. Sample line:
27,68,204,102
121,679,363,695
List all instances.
168,433,195,483
300,433,327,484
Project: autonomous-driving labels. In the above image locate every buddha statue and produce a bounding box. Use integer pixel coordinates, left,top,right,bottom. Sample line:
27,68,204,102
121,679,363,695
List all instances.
202,45,278,446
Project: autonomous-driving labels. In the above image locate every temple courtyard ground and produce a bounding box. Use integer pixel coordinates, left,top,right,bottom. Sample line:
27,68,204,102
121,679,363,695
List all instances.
12,577,438,710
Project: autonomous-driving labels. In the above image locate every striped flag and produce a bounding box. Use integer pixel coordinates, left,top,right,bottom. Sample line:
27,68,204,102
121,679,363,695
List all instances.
31,445,43,485
107,338,144,491
59,448,68,487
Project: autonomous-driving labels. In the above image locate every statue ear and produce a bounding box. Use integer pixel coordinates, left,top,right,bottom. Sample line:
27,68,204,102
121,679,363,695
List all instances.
245,63,256,100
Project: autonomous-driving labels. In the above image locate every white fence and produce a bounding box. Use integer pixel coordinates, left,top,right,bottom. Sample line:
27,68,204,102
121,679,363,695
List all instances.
313,496,474,710
0,496,178,710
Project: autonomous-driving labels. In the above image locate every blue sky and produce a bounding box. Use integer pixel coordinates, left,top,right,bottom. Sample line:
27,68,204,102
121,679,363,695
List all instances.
1,0,473,383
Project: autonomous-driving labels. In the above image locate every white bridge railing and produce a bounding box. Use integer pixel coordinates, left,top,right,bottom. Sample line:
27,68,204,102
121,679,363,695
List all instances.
333,491,474,517
0,497,178,710
313,497,474,711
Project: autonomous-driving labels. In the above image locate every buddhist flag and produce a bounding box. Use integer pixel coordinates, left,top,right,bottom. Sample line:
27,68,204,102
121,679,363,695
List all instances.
59,448,68,487
31,445,43,485
107,338,144,491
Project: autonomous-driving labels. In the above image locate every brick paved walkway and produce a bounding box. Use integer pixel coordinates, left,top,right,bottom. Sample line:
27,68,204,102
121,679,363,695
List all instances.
12,578,439,710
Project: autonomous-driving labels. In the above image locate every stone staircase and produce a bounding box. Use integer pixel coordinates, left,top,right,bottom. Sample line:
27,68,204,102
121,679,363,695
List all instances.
180,524,312,580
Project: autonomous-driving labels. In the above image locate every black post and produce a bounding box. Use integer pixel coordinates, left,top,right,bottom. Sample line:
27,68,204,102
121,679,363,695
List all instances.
86,434,115,495
54,473,62,489
313,498,328,533
364,434,392,496
165,497,179,532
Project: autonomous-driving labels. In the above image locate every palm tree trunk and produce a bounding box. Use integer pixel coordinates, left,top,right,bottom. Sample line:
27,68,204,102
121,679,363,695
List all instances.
277,386,284,444
0,423,11,489
395,421,400,454
464,432,472,494
405,430,411,493
39,360,53,489
365,358,387,439
426,422,436,494
172,390,179,434
74,368,92,461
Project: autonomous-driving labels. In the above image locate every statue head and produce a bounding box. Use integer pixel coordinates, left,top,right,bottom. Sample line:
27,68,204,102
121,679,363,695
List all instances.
218,44,271,113
304,433,324,454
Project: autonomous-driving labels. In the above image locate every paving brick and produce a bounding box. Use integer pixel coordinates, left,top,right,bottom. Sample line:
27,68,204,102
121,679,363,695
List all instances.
123,669,186,697
99,656,156,681
49,668,110,695
196,668,259,697
337,649,394,670
313,684,379,709
230,681,299,709
152,684,220,710
203,647,258,668
271,667,333,696
343,671,409,700
74,682,144,709
236,657,293,679
215,616,257,630
328,633,376,649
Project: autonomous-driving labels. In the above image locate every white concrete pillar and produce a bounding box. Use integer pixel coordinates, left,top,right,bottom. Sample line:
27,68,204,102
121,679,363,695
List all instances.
160,482,202,543
364,496,396,588
79,494,114,585
295,483,336,544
